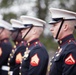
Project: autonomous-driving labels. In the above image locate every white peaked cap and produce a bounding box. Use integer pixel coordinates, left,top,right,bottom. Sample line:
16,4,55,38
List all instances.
20,16,46,27
49,8,76,24
49,8,76,19
10,19,25,29
0,19,13,30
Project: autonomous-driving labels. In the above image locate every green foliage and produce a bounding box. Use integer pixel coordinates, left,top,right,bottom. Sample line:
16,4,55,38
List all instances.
59,0,66,8
71,0,76,12
73,30,76,39
59,0,76,12
0,0,14,8
40,35,58,51
36,0,49,20
3,13,17,22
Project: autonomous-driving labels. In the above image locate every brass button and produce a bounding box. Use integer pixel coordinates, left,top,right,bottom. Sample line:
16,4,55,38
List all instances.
16,41,18,45
10,54,12,56
8,58,10,61
28,43,30,46
19,66,21,69
8,71,10,75
14,45,16,48
58,46,60,50
69,40,71,43
12,50,14,52
19,72,21,75
60,40,62,44
26,47,28,50
7,63,10,66
35,42,38,44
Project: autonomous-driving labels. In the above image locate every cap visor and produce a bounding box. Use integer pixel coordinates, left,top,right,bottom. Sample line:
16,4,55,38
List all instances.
49,21,57,24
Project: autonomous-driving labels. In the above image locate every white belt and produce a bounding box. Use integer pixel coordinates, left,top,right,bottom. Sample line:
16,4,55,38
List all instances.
1,66,10,71
1,66,13,75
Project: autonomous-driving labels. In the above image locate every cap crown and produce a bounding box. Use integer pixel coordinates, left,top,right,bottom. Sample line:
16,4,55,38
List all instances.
49,8,76,19
0,19,13,30
10,19,25,29
20,16,46,27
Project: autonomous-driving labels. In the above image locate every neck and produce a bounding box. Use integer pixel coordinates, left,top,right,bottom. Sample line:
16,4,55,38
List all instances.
59,33,73,40
0,36,9,40
27,37,38,43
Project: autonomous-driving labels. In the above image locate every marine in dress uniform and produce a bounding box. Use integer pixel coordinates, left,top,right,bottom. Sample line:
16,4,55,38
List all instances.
0,19,13,75
48,8,76,75
8,19,26,75
19,16,49,75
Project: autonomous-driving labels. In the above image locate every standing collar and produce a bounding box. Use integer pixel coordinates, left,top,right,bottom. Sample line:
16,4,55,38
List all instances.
58,34,75,46
26,38,39,47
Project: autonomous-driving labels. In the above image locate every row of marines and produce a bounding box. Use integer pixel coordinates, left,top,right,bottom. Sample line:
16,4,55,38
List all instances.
0,8,76,75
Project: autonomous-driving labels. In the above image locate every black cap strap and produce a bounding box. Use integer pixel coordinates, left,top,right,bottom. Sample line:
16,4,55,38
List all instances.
0,28,4,34
22,25,33,40
14,29,21,42
55,19,64,39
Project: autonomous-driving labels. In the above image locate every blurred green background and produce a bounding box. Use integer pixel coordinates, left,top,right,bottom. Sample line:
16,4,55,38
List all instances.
0,0,76,51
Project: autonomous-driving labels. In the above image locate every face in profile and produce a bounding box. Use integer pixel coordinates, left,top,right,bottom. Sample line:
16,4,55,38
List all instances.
50,22,62,39
11,30,22,42
0,28,11,40
0,28,3,32
21,28,31,41
0,28,4,40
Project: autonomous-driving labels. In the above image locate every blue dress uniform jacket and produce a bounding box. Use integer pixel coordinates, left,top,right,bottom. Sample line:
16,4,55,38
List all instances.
49,34,76,75
9,41,26,75
21,39,49,75
0,38,12,75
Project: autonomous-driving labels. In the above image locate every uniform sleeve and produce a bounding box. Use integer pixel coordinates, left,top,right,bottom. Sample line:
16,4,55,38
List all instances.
0,42,12,67
28,47,49,75
62,44,76,75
